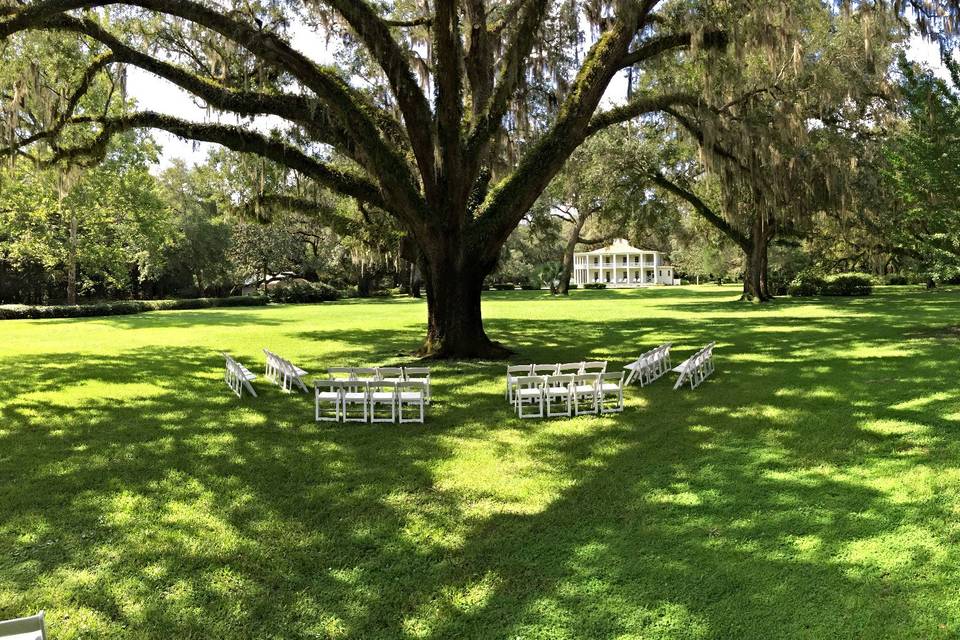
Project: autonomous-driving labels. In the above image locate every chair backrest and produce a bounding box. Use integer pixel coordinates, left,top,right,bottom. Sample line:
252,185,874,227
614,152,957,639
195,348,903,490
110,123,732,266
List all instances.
581,361,607,374
545,374,574,388
376,367,404,380
0,610,45,640
369,380,397,394
573,373,599,387
343,380,370,395
515,375,545,389
506,364,533,376
600,371,624,386
262,348,278,363
557,362,583,374
532,364,559,376
404,366,430,380
315,379,346,393
327,367,355,380
352,367,377,380
397,380,426,395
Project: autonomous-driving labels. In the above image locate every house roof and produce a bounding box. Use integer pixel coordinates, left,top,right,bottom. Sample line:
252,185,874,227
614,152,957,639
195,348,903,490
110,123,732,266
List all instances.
577,239,656,255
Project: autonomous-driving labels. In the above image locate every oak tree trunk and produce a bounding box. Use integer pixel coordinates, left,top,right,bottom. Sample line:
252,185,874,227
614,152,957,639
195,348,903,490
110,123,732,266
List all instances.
741,213,773,302
557,216,588,296
418,244,509,359
66,211,78,305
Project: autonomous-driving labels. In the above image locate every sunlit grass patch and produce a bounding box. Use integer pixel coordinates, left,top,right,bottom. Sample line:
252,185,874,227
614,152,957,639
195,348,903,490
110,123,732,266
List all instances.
1,285,959,638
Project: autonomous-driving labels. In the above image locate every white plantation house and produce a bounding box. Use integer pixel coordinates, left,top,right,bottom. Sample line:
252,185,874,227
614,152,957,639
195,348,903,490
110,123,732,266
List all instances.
573,239,678,287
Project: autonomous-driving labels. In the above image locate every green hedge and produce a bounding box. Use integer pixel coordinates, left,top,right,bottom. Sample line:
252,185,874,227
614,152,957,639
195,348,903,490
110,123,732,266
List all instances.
583,283,607,290
788,272,874,297
0,296,268,320
267,281,341,303
490,283,516,291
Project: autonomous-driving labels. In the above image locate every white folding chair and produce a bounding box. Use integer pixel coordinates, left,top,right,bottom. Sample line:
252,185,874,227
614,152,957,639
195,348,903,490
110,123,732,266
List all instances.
277,355,309,393
532,364,559,377
327,367,355,380
314,380,343,422
672,342,715,390
545,374,574,417
0,610,46,640
514,375,545,418
557,362,584,375
572,373,599,415
352,367,378,382
397,380,427,423
403,367,432,404
263,348,280,384
369,380,398,423
376,367,405,383
342,380,370,422
505,364,533,402
581,361,608,375
223,353,257,398
597,371,625,413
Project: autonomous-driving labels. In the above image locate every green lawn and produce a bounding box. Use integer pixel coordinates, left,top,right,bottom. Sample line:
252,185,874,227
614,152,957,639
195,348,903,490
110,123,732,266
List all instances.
2,286,960,639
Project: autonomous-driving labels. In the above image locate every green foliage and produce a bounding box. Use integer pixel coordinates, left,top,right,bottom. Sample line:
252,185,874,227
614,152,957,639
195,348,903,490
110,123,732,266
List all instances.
822,273,875,297
788,272,873,297
0,296,267,319
266,279,341,304
787,271,827,297
583,282,607,289
490,283,516,291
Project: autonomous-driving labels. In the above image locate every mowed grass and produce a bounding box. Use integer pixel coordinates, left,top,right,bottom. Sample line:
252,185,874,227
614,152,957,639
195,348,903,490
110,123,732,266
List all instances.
2,286,960,639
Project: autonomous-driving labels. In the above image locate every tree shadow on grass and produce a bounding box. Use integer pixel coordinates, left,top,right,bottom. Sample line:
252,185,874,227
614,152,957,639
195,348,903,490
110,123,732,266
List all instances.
2,288,960,637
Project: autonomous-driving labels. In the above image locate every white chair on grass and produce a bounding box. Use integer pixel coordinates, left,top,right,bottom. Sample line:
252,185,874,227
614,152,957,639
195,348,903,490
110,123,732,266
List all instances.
581,361,608,375
597,371,625,413
514,376,545,418
314,380,343,422
352,367,378,383
624,343,672,386
327,367,355,380
0,611,46,640
369,380,398,423
376,367,404,383
532,364,559,377
506,364,533,402
557,362,583,375
397,380,427,423
572,373,600,415
403,367,432,404
279,355,309,393
672,342,716,390
342,380,370,422
545,374,574,417
263,348,280,383
223,353,257,398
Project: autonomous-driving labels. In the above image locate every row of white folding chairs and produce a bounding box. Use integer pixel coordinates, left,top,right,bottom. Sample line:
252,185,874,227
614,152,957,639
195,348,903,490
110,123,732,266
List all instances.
223,353,258,398
672,342,716,390
513,372,624,418
263,348,309,393
623,343,672,386
315,379,427,423
327,366,431,403
505,361,608,402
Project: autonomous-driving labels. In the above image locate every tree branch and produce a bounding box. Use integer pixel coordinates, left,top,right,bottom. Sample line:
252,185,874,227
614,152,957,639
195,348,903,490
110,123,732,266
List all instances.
586,92,703,134
647,171,750,249
618,29,727,69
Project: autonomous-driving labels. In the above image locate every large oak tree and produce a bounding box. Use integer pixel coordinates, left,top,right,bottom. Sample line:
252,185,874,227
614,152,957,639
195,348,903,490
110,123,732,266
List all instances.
1,0,956,355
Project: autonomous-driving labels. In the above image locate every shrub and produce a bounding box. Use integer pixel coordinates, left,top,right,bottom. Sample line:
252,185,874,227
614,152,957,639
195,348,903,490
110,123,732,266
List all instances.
886,274,909,286
822,273,874,296
490,283,516,291
567,283,578,290
267,280,341,303
583,283,607,290
0,296,268,320
787,272,827,297
519,283,540,290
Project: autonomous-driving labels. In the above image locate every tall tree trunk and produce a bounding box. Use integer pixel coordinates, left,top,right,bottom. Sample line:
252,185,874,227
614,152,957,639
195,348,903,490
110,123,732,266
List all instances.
66,210,78,305
741,212,774,302
418,244,508,358
557,216,588,296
